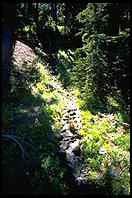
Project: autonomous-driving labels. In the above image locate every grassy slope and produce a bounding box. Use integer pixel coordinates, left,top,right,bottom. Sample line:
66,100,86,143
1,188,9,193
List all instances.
2,41,130,195
74,89,130,195
2,43,70,195
53,49,130,195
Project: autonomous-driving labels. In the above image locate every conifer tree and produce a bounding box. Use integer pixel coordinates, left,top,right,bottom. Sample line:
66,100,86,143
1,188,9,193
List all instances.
72,3,130,108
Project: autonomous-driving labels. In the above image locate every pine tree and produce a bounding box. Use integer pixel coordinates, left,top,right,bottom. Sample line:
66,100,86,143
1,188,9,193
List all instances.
72,3,130,108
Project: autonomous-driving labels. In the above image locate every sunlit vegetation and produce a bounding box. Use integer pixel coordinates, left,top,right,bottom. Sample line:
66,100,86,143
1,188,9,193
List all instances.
2,2,130,195
72,89,130,195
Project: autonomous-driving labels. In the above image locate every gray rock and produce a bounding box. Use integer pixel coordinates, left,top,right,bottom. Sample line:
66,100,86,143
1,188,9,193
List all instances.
70,157,85,179
65,150,75,163
121,122,130,130
60,130,73,137
57,90,91,188
69,115,77,119
63,113,70,118
61,123,70,131
76,176,84,185
44,83,54,90
121,185,128,194
68,139,80,152
73,146,81,156
108,169,117,179
59,141,68,150
99,147,107,154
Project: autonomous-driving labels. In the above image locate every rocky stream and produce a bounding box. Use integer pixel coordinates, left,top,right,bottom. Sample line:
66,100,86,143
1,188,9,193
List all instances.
47,74,105,195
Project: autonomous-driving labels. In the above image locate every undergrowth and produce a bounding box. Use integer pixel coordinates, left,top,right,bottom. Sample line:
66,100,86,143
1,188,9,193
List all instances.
74,89,130,195
49,49,130,195
2,54,69,195
2,45,130,195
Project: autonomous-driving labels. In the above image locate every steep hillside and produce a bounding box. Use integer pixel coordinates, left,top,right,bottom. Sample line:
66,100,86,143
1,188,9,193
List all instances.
2,39,130,195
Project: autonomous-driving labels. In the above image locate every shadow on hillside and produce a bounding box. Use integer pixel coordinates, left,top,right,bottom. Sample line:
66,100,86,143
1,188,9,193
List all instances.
2,47,63,195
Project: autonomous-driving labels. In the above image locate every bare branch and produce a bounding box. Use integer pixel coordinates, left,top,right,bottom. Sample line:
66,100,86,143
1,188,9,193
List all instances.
2,134,26,158
11,135,42,154
2,134,42,156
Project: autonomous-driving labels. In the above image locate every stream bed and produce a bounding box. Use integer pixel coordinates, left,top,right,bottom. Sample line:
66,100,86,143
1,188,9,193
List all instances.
48,74,106,195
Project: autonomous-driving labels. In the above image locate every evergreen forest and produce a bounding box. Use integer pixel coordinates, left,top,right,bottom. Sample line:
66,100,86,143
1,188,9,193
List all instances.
2,3,130,195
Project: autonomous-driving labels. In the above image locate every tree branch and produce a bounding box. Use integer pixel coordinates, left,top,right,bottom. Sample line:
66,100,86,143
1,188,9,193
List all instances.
11,135,42,154
2,134,26,158
2,134,42,156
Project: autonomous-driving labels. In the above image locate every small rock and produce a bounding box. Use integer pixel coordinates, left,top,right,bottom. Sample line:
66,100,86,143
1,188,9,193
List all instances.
62,117,69,121
32,86,38,93
65,150,75,162
121,185,128,194
108,169,117,179
44,83,54,90
69,139,80,151
69,115,76,119
61,123,70,131
62,137,71,141
74,117,81,124
73,147,81,156
59,141,68,150
60,130,73,137
76,176,83,185
98,113,104,118
99,147,107,154
113,120,119,128
89,134,93,140
26,171,29,176
96,141,100,145
121,122,130,130
62,113,69,119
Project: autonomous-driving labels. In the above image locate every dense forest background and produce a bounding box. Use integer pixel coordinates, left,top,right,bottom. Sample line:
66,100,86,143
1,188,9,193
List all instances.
2,2,130,195
2,2,130,108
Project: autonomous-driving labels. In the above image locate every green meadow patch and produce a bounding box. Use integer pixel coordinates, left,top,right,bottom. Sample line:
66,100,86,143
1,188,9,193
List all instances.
74,88,130,195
